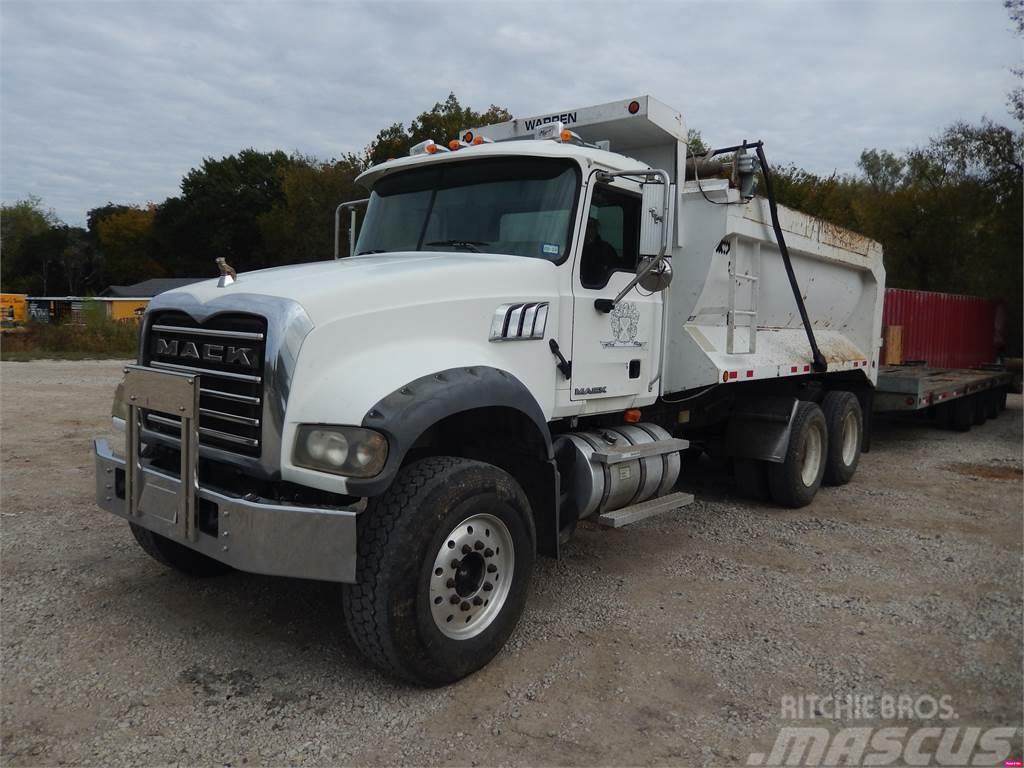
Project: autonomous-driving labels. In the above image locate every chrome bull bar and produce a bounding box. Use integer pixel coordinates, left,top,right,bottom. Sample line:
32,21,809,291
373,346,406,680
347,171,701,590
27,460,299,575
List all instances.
95,365,361,583
124,365,201,541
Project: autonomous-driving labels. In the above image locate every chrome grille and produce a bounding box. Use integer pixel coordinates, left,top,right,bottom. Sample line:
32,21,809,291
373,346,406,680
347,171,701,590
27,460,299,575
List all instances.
143,312,267,457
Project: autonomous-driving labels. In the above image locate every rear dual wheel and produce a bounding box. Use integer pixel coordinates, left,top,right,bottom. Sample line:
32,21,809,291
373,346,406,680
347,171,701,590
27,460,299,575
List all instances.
821,391,863,486
767,401,829,508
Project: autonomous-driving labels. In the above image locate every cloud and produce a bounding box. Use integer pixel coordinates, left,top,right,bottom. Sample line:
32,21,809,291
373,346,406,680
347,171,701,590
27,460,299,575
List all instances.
1,0,1018,225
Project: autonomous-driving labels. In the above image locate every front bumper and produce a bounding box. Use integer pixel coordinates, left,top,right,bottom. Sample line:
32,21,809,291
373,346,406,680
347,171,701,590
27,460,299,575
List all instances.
95,365,360,583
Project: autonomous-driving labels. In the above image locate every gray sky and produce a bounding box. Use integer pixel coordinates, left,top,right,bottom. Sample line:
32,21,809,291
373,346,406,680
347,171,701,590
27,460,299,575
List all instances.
2,0,1020,226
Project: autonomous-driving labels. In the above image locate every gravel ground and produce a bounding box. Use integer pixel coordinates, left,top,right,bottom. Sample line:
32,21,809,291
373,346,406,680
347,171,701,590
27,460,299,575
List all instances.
1,359,1021,766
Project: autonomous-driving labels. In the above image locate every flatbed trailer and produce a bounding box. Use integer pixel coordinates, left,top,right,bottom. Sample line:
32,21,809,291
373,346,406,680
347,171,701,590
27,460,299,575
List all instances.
874,364,1012,431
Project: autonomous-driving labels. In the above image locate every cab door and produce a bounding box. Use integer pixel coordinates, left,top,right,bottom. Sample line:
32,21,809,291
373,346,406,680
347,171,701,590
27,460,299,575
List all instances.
570,180,662,406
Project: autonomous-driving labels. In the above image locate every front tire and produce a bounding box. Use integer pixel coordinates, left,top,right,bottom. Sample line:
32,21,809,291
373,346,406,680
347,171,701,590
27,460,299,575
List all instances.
129,523,233,577
342,457,535,686
768,402,828,508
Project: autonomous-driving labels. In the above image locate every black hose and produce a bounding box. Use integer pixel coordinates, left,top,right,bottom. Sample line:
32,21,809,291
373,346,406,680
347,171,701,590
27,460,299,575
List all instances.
755,144,828,373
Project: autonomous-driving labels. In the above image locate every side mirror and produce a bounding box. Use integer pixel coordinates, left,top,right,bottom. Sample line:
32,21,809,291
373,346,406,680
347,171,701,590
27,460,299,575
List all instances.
639,182,674,258
335,198,369,259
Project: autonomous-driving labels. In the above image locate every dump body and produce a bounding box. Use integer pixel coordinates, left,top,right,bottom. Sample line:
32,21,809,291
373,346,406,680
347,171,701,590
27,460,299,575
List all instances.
666,182,884,393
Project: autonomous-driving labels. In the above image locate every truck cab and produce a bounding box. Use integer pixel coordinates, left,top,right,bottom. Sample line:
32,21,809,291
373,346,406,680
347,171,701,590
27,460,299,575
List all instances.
94,96,883,685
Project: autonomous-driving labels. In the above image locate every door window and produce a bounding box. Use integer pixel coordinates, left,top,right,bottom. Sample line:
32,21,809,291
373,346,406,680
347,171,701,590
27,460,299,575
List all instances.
579,185,641,289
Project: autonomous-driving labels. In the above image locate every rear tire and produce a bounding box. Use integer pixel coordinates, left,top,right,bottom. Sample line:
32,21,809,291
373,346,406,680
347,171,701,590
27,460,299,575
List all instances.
129,523,233,577
985,390,1000,419
948,398,973,432
767,402,828,508
972,395,987,425
821,391,863,486
342,457,535,686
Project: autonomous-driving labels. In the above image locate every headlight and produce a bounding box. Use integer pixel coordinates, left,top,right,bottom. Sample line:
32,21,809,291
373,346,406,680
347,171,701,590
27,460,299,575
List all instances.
293,425,388,478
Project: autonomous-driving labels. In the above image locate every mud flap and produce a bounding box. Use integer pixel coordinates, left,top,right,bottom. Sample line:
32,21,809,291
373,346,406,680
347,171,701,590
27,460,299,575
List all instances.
724,395,799,463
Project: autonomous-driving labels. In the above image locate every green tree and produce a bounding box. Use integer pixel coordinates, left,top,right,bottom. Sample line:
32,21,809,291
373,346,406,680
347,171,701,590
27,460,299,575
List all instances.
1,196,59,291
96,205,161,283
258,155,365,263
1006,0,1024,122
366,94,511,165
150,149,299,275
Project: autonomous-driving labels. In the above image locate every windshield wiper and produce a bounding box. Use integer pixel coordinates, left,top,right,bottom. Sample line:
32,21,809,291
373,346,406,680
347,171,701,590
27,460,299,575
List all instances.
424,240,488,253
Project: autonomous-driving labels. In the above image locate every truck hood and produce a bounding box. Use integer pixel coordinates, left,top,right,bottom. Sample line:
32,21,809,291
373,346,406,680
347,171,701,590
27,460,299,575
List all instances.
154,252,559,325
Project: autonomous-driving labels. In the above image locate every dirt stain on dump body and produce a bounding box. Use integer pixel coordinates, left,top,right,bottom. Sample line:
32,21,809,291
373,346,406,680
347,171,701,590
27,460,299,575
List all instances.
944,462,1023,480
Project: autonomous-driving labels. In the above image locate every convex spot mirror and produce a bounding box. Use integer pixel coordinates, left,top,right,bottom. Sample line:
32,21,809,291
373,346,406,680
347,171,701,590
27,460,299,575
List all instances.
638,256,673,292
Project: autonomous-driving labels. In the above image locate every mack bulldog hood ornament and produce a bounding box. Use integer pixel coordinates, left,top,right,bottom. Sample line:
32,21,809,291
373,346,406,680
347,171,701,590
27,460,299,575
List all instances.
216,257,237,287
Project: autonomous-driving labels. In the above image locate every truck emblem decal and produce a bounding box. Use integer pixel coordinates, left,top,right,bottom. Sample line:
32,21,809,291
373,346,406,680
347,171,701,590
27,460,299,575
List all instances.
600,302,646,348
574,386,607,396
153,338,258,368
523,112,577,131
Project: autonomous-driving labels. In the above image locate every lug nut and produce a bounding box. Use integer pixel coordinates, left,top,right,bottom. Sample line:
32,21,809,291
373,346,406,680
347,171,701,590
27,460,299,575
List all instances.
484,548,494,558
460,601,470,611
487,564,497,573
482,582,493,592
446,578,455,589
450,595,460,604
461,544,472,555
450,559,459,569
474,540,484,550
472,596,483,606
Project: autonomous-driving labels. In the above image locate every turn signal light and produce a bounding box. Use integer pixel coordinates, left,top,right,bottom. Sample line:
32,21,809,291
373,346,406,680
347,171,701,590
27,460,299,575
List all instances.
624,409,642,423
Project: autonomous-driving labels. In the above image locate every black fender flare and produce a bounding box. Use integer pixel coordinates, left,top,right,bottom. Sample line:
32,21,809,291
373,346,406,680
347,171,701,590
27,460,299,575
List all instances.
344,366,553,497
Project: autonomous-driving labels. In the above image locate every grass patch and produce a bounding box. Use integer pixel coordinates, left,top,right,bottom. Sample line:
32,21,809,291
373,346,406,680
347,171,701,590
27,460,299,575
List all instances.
1,302,138,361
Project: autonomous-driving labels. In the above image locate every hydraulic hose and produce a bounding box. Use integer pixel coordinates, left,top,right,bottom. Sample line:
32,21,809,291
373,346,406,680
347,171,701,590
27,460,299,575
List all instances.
754,144,828,373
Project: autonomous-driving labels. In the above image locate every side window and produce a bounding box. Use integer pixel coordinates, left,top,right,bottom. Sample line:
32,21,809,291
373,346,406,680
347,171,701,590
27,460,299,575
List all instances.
579,185,641,289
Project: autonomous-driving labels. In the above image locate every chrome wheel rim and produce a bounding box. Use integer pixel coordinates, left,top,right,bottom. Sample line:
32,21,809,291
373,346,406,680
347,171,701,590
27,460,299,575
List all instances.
841,410,859,466
429,513,514,640
800,423,824,486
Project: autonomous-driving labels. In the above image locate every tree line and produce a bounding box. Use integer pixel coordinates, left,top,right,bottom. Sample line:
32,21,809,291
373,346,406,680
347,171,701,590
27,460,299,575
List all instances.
2,92,1021,353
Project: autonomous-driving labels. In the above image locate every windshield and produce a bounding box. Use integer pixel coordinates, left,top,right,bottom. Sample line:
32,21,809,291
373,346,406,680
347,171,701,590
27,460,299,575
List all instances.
355,158,580,262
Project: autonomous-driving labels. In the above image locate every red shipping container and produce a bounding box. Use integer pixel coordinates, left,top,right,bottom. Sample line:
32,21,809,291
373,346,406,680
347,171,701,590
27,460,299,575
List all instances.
882,288,1003,368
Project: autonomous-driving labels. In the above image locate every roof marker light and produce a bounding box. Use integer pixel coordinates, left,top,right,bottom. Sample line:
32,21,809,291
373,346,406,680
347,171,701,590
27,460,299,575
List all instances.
449,139,462,151
463,131,474,143
410,139,449,156
628,100,640,114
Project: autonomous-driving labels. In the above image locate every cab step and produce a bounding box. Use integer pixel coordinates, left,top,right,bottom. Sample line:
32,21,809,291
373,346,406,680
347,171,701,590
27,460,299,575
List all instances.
598,491,694,528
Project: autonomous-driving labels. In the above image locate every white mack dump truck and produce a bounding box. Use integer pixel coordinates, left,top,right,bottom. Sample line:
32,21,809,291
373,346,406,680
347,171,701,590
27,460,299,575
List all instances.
94,96,884,685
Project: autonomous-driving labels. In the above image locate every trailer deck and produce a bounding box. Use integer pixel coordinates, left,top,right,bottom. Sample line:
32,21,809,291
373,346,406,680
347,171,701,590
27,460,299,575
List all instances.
874,364,1012,412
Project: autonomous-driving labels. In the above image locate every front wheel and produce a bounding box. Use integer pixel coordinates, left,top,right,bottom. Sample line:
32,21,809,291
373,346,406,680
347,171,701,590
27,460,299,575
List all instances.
342,457,535,686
